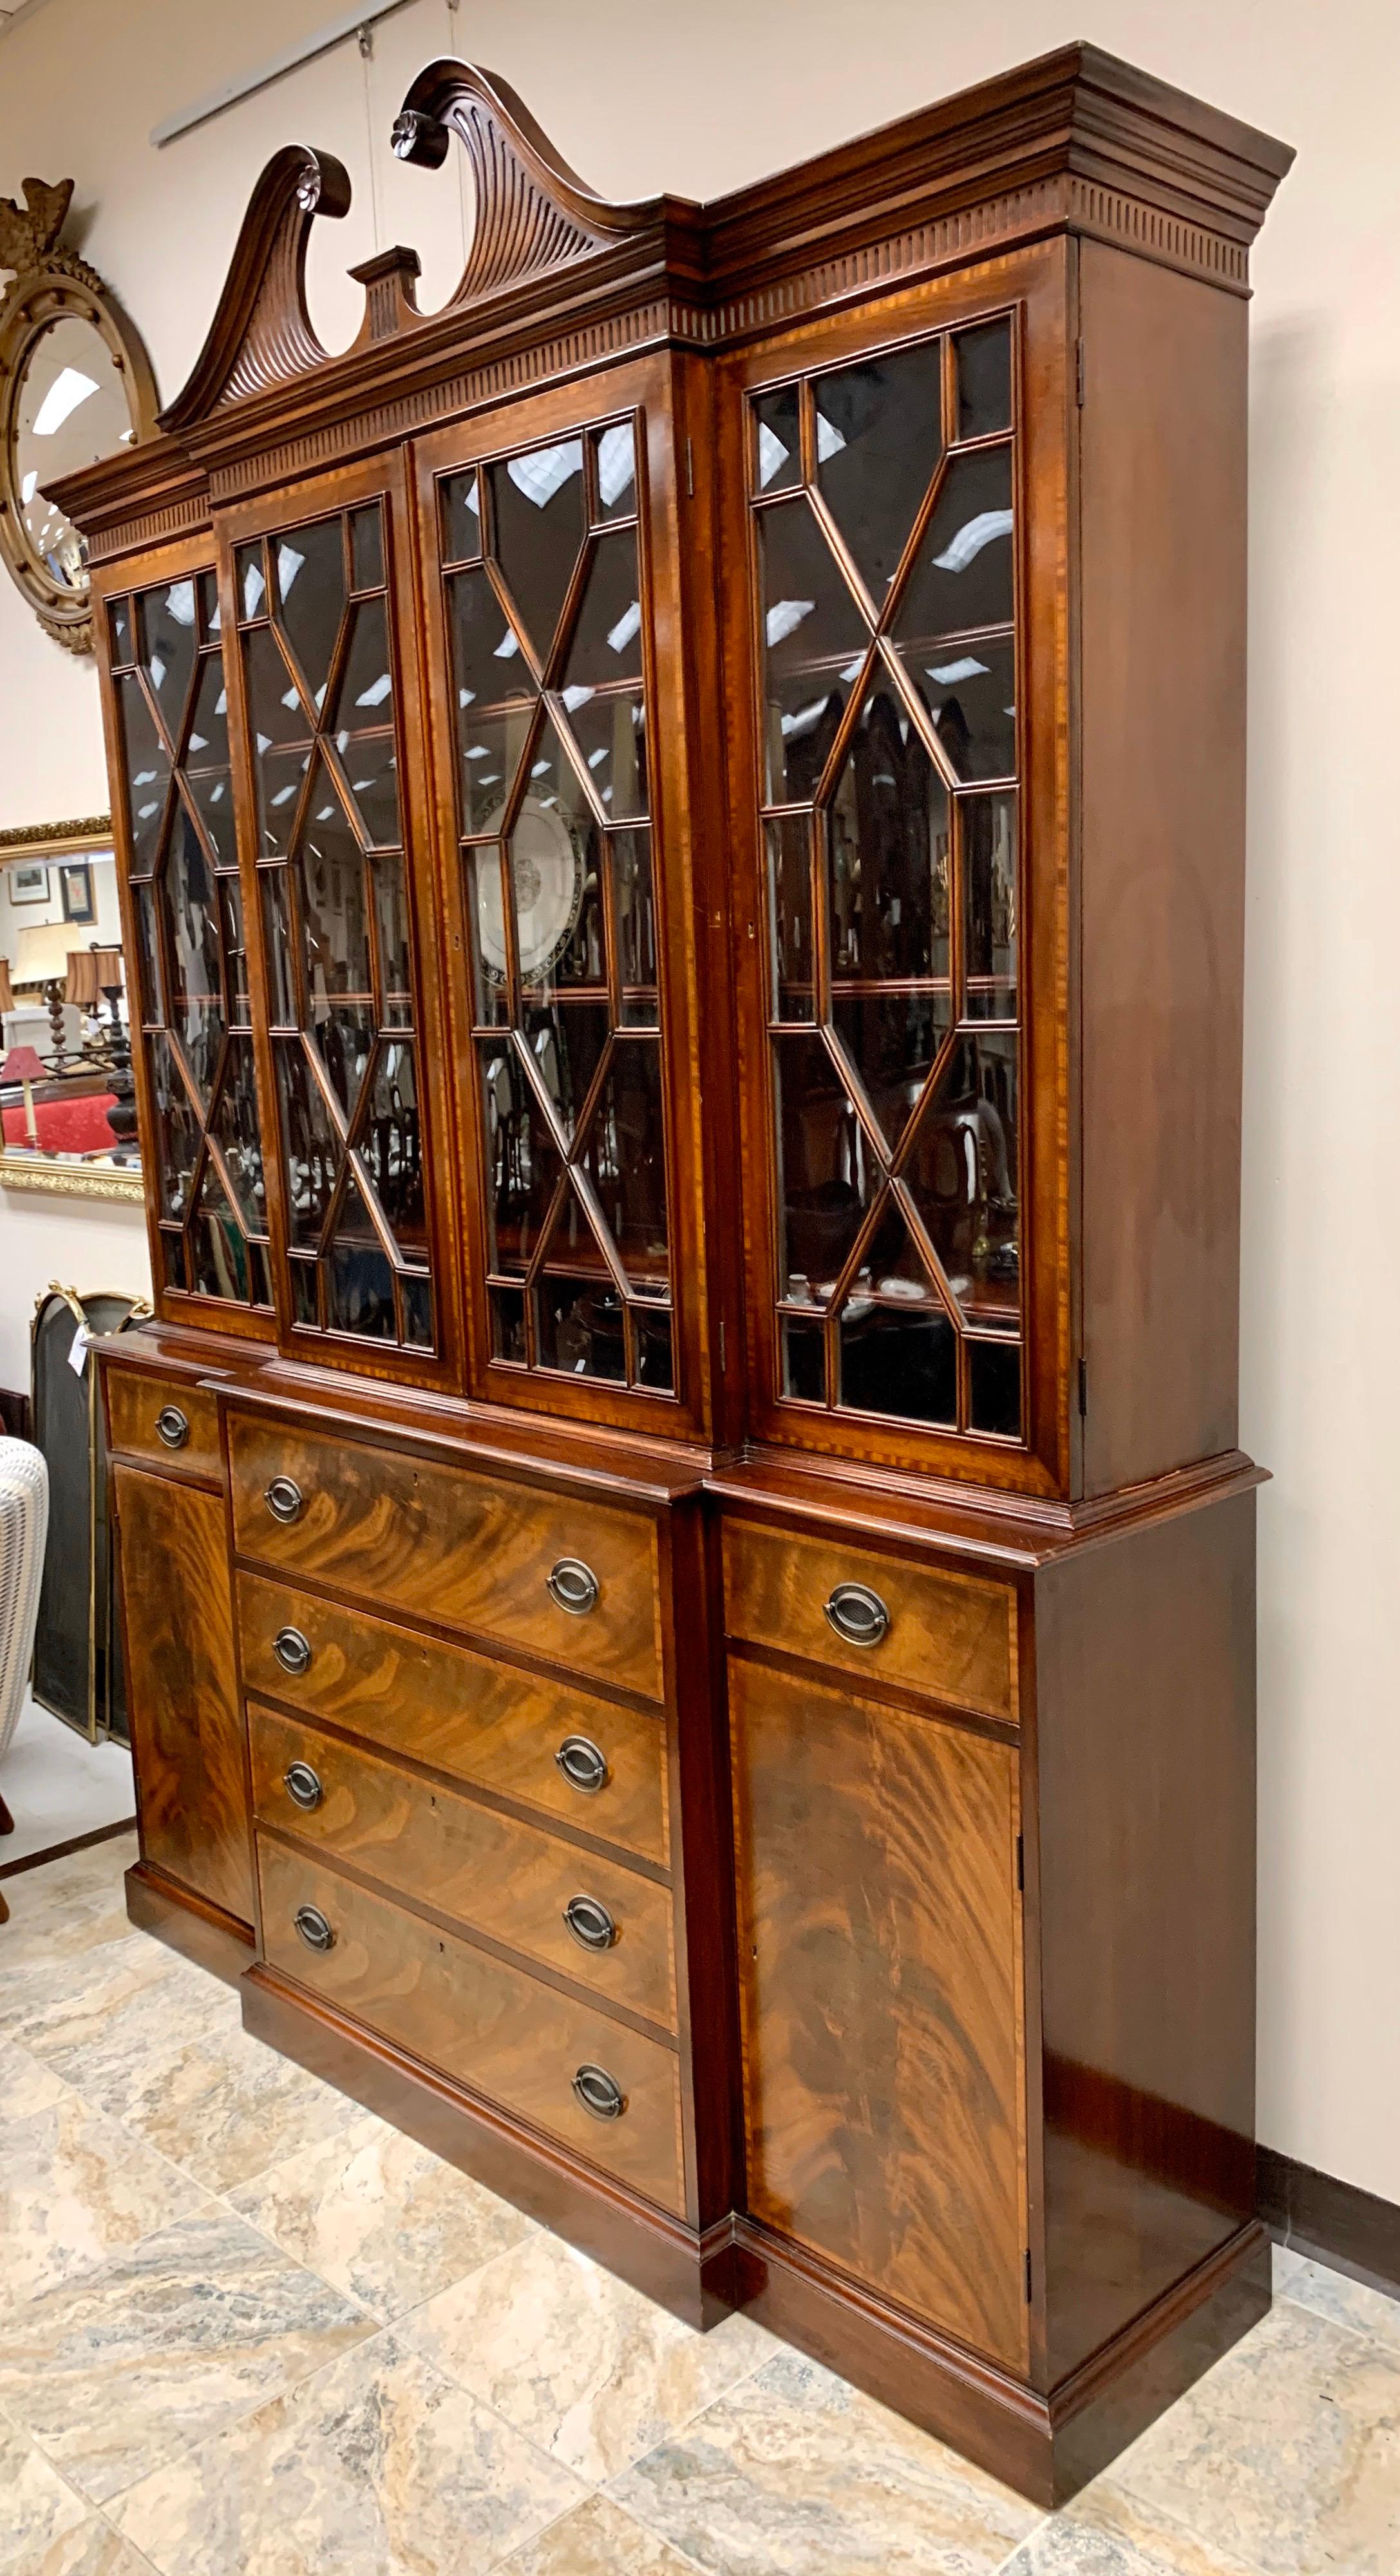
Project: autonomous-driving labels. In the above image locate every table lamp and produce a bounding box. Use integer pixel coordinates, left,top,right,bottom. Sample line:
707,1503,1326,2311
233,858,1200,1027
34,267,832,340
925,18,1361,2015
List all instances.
0,1041,47,1148
13,920,76,1069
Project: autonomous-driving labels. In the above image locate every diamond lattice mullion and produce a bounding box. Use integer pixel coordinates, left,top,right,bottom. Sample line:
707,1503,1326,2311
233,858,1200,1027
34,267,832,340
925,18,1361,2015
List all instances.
817,1021,894,1184
300,1028,353,1150
540,537,598,696
518,1166,573,1295
480,554,545,693
199,1124,253,1251
885,1012,964,1187
802,639,882,817
891,1173,970,1334
556,1164,633,1306
869,636,967,801
875,446,954,639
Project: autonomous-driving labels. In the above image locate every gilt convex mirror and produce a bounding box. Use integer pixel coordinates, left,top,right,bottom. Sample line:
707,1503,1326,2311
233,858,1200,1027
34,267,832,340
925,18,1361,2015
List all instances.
0,178,155,652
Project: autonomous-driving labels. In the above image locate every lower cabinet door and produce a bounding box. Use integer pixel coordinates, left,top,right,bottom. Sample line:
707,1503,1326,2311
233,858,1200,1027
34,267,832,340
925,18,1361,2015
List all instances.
114,1464,253,1925
730,1656,1026,2371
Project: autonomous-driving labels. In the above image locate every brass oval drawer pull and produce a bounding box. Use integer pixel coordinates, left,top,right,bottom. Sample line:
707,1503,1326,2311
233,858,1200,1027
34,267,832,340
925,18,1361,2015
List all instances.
283,1761,323,1812
563,1893,617,1952
294,1904,334,1953
824,1580,891,1649
572,2062,625,2121
155,1405,189,1450
273,1626,312,1677
264,1475,305,1525
555,1734,608,1795
547,1557,599,1616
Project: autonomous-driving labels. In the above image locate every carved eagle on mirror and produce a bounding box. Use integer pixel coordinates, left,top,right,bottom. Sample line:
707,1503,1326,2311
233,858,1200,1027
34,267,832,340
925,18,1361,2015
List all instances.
0,177,73,274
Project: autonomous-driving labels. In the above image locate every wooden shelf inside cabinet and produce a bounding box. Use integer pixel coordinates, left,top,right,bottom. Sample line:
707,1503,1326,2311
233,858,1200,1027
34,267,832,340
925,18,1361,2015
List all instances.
57,39,1290,2512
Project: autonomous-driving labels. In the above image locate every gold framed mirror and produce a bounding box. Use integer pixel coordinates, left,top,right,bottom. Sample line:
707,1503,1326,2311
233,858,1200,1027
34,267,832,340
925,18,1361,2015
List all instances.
0,180,156,654
0,815,142,1202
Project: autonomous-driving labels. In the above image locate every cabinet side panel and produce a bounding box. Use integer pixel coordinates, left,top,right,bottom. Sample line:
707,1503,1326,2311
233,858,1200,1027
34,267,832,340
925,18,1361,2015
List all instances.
1034,1490,1256,2385
114,1463,252,1924
1077,243,1248,1492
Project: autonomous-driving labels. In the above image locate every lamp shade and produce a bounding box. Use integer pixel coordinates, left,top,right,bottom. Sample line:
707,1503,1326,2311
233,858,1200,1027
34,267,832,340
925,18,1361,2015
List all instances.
64,950,101,1009
1,1045,48,1083
13,921,75,987
90,946,124,990
0,959,12,1014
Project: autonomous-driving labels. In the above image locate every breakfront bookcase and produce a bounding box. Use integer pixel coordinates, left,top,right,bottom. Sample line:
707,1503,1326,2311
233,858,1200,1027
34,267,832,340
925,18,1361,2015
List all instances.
55,46,1291,2503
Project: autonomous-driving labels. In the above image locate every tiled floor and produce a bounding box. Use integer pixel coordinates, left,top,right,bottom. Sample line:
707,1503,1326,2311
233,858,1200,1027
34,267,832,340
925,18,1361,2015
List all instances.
3,1835,1399,2576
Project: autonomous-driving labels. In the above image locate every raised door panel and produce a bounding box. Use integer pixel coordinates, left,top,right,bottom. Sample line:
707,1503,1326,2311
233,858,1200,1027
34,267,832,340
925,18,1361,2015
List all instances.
220,453,462,1387
227,1412,665,1700
717,246,1072,1495
115,1462,252,1923
413,356,712,1440
730,1655,1026,2370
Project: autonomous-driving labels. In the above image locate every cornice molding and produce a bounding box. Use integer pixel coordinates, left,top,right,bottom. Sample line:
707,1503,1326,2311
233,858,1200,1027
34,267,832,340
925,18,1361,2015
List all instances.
50,43,1292,561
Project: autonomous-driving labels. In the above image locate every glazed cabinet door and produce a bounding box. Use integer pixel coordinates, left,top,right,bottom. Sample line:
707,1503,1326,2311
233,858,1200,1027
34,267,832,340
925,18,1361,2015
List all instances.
223,454,460,1382
719,245,1072,1492
730,1653,1027,2372
413,357,714,1439
100,539,275,1327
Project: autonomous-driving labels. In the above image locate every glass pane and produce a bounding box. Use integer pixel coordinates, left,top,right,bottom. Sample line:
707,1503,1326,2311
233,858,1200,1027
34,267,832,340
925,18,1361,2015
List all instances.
138,580,199,743
312,1001,374,1124
184,657,235,866
614,829,656,1010
535,1276,626,1380
828,683,951,980
781,1316,825,1402
592,422,636,520
273,517,346,708
561,687,646,822
510,718,603,987
334,726,400,849
465,845,508,1021
448,566,531,726
489,1282,525,1360
844,1189,942,1309
518,999,609,1139
261,869,296,1025
294,755,372,1002
243,624,313,858
191,1161,249,1302
758,498,868,805
374,849,412,1023
830,991,950,1152
956,321,1012,440
131,882,163,1021
489,439,585,657
766,815,813,1020
117,675,170,871
894,445,1013,642
197,571,222,639
440,469,482,564
579,1037,668,1291
634,1305,673,1392
562,531,643,689
206,1034,265,1232
402,1273,434,1350
236,542,267,623
250,1240,274,1308
149,1033,200,1219
458,708,533,837
902,1031,1019,1332
290,1256,317,1325
325,1177,398,1340
274,1038,341,1247
963,793,1017,1016
349,503,384,591
162,1229,188,1291
162,794,223,1081
359,1037,426,1255
919,639,1016,784
218,878,249,1022
969,1336,1021,1437
108,597,131,665
753,385,800,495
335,596,394,728
774,1032,876,1305
477,1038,562,1274
814,339,943,605
838,1300,957,1424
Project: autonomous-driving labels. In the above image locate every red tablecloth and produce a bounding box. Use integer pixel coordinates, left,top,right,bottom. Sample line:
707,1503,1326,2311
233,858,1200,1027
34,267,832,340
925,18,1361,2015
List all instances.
2,1095,118,1152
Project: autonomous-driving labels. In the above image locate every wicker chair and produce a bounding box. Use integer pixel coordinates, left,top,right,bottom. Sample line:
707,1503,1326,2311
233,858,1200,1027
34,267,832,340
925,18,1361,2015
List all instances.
0,1438,50,1922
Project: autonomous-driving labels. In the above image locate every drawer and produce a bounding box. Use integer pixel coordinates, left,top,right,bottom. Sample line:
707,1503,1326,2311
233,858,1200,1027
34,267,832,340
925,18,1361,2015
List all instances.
106,1368,222,1481
236,1572,667,1864
258,1837,683,2213
229,1414,663,1701
723,1519,1017,1723
250,1701,675,2027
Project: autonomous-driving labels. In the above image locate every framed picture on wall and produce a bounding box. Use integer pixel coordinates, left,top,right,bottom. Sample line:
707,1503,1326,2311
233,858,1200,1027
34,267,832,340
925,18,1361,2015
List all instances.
9,862,49,903
59,861,95,924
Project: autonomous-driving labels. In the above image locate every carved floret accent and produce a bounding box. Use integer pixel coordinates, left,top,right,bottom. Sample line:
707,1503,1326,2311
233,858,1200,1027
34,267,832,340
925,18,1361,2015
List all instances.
158,145,351,432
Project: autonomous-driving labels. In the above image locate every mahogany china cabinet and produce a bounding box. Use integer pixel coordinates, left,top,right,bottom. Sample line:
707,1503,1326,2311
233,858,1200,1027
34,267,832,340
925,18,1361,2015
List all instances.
54,45,1291,2503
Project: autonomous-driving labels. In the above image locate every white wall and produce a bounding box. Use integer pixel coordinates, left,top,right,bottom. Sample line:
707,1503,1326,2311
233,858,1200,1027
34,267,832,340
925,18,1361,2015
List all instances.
1,0,1396,2203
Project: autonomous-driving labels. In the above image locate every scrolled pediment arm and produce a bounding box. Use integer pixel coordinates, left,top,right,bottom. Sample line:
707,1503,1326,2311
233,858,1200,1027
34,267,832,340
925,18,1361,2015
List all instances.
158,144,351,432
390,59,662,304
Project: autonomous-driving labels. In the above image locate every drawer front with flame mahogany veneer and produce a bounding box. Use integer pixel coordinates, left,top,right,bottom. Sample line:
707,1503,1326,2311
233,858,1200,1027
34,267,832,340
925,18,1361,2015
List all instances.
228,1412,664,1701
257,1837,685,2213
249,1699,676,2026
723,1519,1018,1723
235,1569,668,1866
106,1370,223,1484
